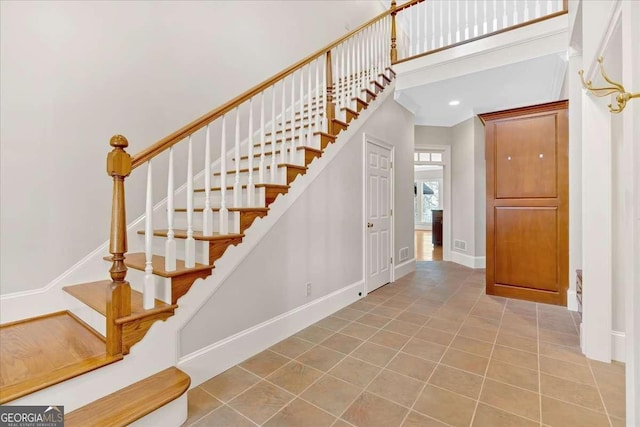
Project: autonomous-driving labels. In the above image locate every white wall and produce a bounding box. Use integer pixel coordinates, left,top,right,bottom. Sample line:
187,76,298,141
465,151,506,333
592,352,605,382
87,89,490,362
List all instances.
473,118,486,257
0,0,385,295
415,125,452,147
180,94,415,357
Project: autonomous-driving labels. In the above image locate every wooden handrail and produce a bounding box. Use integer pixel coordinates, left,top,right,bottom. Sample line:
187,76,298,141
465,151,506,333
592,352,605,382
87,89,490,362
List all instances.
130,0,422,169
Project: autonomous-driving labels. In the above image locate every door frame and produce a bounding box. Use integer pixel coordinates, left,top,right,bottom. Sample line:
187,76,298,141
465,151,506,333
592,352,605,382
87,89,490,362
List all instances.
363,134,394,295
414,145,452,261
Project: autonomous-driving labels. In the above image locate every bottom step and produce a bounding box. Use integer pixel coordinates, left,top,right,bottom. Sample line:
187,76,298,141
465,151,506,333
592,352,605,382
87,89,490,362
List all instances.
65,367,190,427
0,311,122,404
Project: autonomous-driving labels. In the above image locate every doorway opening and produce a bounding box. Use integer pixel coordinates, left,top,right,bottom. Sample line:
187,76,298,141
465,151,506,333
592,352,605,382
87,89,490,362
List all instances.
414,151,444,261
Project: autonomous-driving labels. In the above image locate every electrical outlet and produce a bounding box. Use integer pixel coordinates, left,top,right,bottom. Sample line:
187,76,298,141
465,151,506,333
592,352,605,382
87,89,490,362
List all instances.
306,283,312,296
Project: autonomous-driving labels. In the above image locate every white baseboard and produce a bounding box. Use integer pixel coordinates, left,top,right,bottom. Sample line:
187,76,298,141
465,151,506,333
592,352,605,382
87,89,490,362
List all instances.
567,289,578,311
612,330,626,362
450,251,486,269
394,258,416,280
178,280,363,388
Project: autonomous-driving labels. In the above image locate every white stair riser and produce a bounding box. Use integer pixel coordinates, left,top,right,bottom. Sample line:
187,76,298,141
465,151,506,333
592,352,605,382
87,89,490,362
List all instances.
193,187,266,208
145,234,211,266
213,168,287,187
234,149,306,170
173,210,241,234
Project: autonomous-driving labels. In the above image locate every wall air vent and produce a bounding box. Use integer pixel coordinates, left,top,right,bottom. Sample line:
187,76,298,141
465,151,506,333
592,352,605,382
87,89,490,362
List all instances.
454,239,467,252
399,247,409,261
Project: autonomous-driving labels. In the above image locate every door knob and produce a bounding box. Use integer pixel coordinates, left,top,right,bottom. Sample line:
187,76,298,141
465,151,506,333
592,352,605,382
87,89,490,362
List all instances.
367,222,373,228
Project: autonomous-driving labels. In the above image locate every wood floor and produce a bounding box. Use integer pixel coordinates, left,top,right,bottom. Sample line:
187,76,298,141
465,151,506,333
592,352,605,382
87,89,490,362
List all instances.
0,311,121,403
415,230,443,261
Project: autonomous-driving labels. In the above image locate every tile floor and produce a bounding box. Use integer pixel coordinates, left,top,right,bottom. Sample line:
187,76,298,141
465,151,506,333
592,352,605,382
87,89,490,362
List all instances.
183,262,626,427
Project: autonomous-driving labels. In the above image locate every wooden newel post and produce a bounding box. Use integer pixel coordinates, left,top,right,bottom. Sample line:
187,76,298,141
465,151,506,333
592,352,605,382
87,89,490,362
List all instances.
106,134,132,356
390,0,398,64
325,50,336,136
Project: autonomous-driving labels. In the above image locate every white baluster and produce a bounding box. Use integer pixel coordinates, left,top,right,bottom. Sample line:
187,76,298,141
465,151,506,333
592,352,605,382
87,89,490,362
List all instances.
315,57,320,133
423,2,428,52
440,0,445,46
143,160,154,309
202,125,213,237
473,0,479,37
322,54,328,133
493,0,499,31
247,98,255,206
340,42,346,111
433,1,438,48
448,1,452,44
503,0,508,28
165,147,176,271
271,86,277,181
259,92,266,183
483,0,488,34
307,61,312,142
233,108,241,208
524,0,530,21
219,116,229,235
346,39,352,110
409,5,414,57
290,73,296,164
547,0,552,14
357,31,362,96
535,0,541,18
513,0,519,24
280,78,287,165
299,67,304,156
185,135,195,268
464,0,469,41
456,1,461,42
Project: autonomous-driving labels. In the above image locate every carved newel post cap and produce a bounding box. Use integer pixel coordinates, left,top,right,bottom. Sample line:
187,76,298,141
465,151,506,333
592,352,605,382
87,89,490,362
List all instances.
107,135,132,177
110,134,129,148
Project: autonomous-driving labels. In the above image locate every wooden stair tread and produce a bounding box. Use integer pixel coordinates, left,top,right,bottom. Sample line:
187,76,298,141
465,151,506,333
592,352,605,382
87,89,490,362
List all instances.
194,183,290,193
103,253,212,278
63,280,176,321
213,164,306,176
65,367,190,427
141,229,244,241
175,207,269,213
332,118,349,127
0,311,122,404
238,146,321,159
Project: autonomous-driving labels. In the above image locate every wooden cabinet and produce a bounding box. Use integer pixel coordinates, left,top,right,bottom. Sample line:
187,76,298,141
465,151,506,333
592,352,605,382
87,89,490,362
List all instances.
480,101,569,306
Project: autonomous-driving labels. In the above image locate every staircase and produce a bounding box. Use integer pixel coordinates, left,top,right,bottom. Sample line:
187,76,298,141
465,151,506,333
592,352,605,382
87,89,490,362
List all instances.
0,3,400,424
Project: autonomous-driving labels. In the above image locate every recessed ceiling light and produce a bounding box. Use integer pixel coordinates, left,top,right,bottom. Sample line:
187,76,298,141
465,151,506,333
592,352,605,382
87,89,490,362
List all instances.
448,100,460,106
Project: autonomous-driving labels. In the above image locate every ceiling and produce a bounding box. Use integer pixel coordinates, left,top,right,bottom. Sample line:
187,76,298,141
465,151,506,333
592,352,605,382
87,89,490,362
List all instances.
395,53,568,127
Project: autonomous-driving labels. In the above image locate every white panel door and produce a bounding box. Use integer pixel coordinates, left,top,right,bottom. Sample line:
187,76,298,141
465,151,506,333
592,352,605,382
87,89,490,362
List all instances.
366,141,392,293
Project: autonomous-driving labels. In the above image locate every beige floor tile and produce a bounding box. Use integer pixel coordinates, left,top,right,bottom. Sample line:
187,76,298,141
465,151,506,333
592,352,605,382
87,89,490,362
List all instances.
351,342,398,367
339,322,378,340
414,327,455,346
384,320,420,337
333,307,365,321
315,316,351,332
396,311,430,326
540,373,605,413
432,307,469,323
541,396,611,427
406,303,441,316
295,325,334,344
296,346,345,372
193,405,254,427
240,350,290,378
465,315,502,331
331,419,353,427
370,305,403,318
301,376,362,416
610,416,626,427
425,317,462,334
267,361,324,394
441,348,489,375
200,366,260,402
491,345,538,371
402,411,450,427
538,318,579,336
597,379,626,419
486,359,539,391
480,378,540,421
387,352,437,381
367,369,423,406
228,381,294,424
539,329,580,347
356,313,392,328
472,403,539,427
328,356,381,388
364,294,389,305
184,387,223,425
342,392,409,427
270,337,315,358
471,304,504,320
369,330,410,350
413,384,476,427
264,398,336,427
590,360,626,377
538,342,587,366
495,332,538,354
349,300,377,312
402,337,447,362
321,333,363,355
539,356,595,385
429,364,484,399
449,335,493,358
457,324,498,343
500,322,538,339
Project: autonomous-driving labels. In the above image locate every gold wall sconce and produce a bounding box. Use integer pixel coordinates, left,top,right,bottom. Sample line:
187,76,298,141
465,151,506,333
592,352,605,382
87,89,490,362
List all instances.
579,56,639,113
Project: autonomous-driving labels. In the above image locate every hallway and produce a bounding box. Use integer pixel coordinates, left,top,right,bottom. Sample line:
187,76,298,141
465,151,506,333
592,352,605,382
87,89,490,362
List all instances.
415,230,443,261
184,262,625,427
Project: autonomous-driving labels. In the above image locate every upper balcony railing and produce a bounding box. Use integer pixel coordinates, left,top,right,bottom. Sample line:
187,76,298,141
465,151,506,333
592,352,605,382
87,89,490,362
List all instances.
393,0,568,64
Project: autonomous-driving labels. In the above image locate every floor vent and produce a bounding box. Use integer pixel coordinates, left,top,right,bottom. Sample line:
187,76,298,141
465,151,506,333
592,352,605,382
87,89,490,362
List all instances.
454,239,467,252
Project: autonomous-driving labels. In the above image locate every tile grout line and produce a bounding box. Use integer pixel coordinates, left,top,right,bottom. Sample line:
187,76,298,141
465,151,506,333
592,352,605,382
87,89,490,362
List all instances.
468,296,509,426
585,357,615,427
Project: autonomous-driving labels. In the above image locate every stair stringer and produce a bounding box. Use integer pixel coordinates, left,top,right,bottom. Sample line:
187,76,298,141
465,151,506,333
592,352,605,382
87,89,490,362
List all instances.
4,82,397,417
